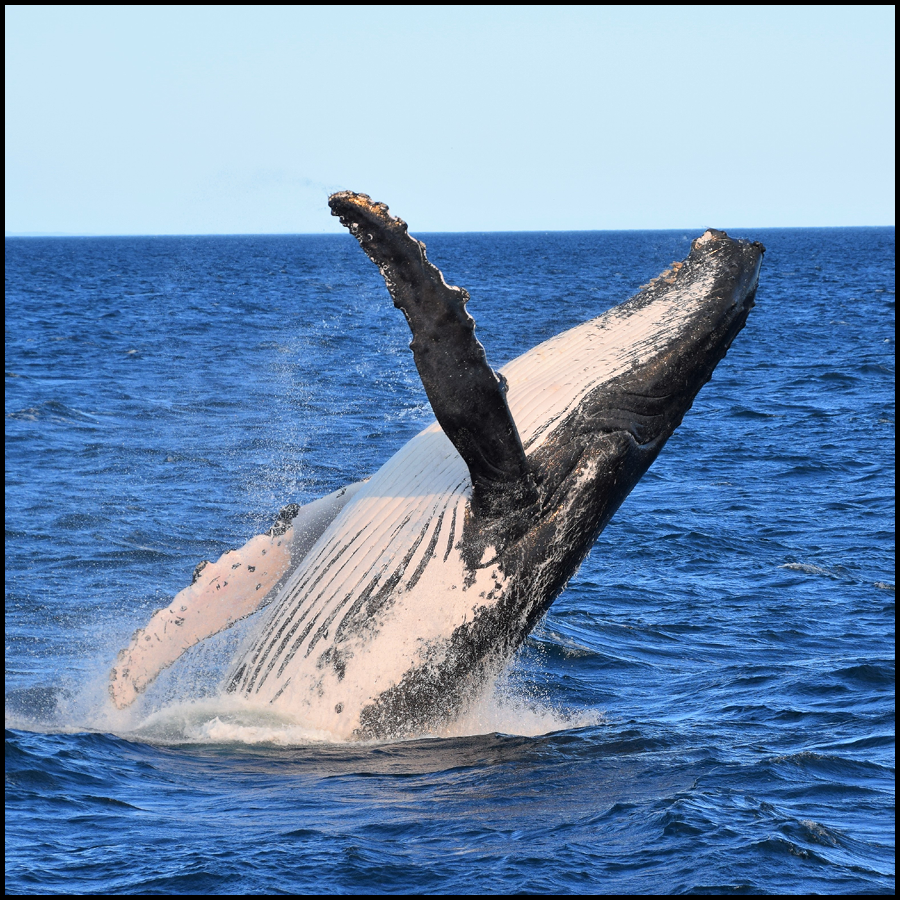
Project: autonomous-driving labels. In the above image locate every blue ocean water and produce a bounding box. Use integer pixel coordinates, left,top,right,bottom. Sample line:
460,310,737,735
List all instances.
5,227,894,894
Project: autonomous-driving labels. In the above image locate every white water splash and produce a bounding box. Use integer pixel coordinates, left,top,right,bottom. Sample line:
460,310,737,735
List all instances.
6,662,604,747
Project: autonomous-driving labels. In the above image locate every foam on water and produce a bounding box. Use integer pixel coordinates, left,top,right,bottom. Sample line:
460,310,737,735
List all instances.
5,668,602,747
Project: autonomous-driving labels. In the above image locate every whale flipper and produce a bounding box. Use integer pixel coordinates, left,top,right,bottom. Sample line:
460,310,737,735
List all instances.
328,191,537,518
108,480,367,708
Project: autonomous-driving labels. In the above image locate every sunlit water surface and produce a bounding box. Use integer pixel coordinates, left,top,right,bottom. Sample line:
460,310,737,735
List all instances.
6,228,894,893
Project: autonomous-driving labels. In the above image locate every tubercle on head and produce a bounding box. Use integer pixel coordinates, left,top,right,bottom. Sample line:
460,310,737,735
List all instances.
692,229,729,251
691,229,766,256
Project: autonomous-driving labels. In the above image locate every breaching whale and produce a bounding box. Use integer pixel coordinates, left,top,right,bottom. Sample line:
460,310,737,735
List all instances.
109,193,764,740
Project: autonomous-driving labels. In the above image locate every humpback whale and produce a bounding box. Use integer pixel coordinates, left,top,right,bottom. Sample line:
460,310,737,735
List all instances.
109,193,764,740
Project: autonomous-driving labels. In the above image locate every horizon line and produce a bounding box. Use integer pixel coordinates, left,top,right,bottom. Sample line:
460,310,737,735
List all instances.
6,224,896,238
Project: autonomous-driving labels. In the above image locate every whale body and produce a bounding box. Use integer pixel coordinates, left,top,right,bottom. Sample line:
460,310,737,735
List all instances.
110,194,764,740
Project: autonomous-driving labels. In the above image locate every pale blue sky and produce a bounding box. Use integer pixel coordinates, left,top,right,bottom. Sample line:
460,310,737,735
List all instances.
5,5,895,234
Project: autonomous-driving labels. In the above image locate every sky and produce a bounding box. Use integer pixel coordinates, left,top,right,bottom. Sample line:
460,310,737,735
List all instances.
5,5,895,234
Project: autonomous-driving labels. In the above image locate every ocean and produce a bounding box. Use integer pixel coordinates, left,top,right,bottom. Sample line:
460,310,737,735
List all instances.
5,227,894,894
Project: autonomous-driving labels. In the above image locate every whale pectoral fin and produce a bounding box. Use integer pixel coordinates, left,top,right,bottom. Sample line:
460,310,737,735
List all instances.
329,191,536,517
108,530,295,709
108,480,368,708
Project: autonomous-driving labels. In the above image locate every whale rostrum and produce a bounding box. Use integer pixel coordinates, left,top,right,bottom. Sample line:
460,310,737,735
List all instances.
109,194,764,739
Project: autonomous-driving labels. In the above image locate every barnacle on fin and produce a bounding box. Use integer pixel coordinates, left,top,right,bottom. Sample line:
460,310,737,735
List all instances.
268,503,301,537
191,560,210,584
